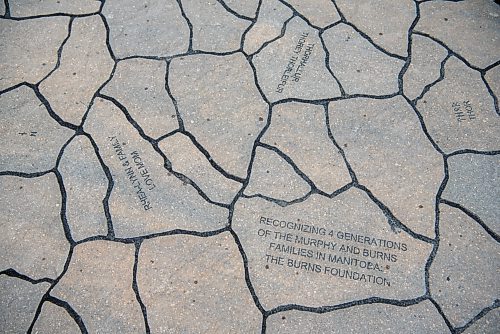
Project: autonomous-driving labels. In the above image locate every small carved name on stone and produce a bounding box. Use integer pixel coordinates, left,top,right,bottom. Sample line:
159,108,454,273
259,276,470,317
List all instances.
452,100,476,123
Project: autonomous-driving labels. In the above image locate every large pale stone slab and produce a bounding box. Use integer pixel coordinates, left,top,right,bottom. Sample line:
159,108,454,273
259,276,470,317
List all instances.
416,0,500,69
403,35,449,100
223,0,259,18
101,58,178,139
0,17,69,91
59,135,108,241
51,241,145,333
284,0,340,28
84,98,228,237
329,96,443,238
261,102,351,194
102,0,189,58
0,277,50,334
32,302,81,334
0,86,74,173
0,174,70,280
462,308,500,334
169,53,268,179
253,17,341,102
335,0,416,57
182,0,251,53
244,146,310,202
243,0,292,55
233,190,433,310
39,15,114,126
322,23,405,96
417,56,500,153
10,0,100,17
158,133,242,205
137,233,261,333
430,204,499,328
267,300,450,333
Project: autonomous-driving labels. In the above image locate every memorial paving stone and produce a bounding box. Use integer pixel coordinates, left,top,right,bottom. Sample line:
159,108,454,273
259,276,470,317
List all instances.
32,302,81,334
9,0,100,17
283,0,341,29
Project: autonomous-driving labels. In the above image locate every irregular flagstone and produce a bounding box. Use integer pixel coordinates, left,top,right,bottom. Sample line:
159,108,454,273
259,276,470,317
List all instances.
462,308,500,334
335,0,416,57
0,277,51,334
158,133,242,205
267,300,450,333
417,56,500,153
485,65,499,101
0,17,69,91
169,53,268,179
329,96,443,238
10,0,100,17
262,102,351,194
253,17,341,102
416,0,500,69
84,98,228,237
430,204,500,328
32,301,81,334
0,174,70,280
59,135,108,241
51,240,145,333
442,154,499,236
232,189,433,310
102,0,189,58
182,0,251,53
137,233,262,333
39,15,114,126
0,86,74,173
244,146,311,202
284,0,341,28
322,23,405,96
223,0,259,18
243,0,292,55
403,35,449,100
101,58,178,139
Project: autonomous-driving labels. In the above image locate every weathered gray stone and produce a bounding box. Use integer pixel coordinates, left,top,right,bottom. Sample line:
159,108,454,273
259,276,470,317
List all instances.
102,0,189,58
233,189,433,310
101,58,178,139
39,15,114,126
322,23,405,96
51,240,145,333
0,17,69,91
335,0,416,57
267,300,450,333
182,0,251,53
59,135,108,241
253,17,341,102
462,308,500,334
0,174,70,280
416,0,500,69
244,146,310,202
0,86,74,173
223,0,259,18
329,96,443,238
84,98,228,237
0,277,50,334
32,302,81,334
0,1,4,15
403,35,449,100
169,53,268,179
137,232,261,333
417,56,500,153
261,102,351,194
285,0,341,28
430,204,499,328
10,0,100,17
243,0,292,55
158,133,242,205
485,65,499,101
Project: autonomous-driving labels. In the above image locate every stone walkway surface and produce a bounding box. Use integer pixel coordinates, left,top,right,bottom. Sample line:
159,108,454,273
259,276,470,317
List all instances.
0,0,499,333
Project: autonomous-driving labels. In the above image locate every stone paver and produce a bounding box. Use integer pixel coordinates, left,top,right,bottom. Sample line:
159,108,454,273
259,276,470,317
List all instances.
32,302,81,334
462,308,500,334
285,0,341,28
10,0,100,17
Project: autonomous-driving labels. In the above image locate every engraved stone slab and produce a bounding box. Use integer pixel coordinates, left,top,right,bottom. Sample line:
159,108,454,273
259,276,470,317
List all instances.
10,0,100,17
253,16,341,102
329,96,444,238
84,98,228,237
0,174,70,280
0,86,74,173
284,0,341,28
233,189,433,310
261,102,351,194
462,308,500,334
137,233,262,333
417,56,500,153
32,302,81,334
223,0,259,18
322,23,405,96
430,204,500,328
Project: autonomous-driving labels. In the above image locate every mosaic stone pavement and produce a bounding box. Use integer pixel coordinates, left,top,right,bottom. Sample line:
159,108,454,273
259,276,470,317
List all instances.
1,0,499,333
